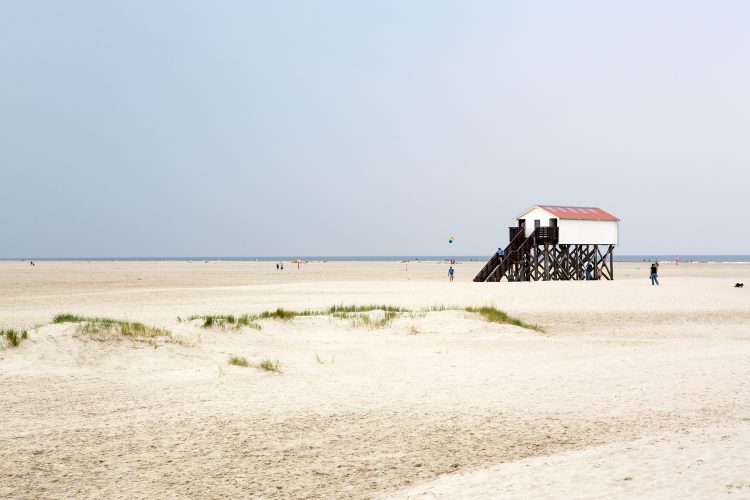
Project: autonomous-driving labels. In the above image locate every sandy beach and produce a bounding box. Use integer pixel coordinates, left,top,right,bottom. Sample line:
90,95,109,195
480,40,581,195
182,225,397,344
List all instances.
1,260,749,498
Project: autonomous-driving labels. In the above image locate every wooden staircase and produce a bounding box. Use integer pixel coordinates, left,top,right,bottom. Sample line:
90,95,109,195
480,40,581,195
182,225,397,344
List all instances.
473,227,529,282
474,226,560,282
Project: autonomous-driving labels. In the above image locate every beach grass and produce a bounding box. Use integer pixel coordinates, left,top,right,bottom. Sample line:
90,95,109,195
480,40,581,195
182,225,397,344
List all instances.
326,305,405,329
2,329,28,348
53,314,172,339
255,359,281,373
182,304,542,334
52,313,87,323
421,304,451,312
326,304,409,314
464,306,544,332
255,308,316,320
185,305,407,327
345,310,400,329
228,356,250,367
315,353,334,364
189,314,262,330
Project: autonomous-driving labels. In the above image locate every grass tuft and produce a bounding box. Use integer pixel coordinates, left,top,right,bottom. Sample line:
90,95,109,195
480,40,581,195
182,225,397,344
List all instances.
314,352,335,364
344,310,400,329
52,313,86,323
255,359,281,373
465,306,544,332
327,304,408,314
327,305,405,329
255,308,318,320
228,356,249,367
189,314,262,331
53,314,172,339
2,329,28,348
422,304,451,312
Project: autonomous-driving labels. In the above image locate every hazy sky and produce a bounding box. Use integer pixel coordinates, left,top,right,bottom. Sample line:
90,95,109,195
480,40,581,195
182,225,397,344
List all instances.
2,1,749,257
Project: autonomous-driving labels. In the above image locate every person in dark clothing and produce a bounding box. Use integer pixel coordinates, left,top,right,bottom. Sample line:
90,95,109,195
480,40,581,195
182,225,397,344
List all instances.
650,262,659,285
585,262,593,281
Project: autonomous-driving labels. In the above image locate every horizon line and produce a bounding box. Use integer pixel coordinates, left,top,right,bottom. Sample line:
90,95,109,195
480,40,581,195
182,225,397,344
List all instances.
2,254,748,261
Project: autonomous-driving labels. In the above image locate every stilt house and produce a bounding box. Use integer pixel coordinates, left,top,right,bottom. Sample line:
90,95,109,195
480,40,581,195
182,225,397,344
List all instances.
474,205,620,282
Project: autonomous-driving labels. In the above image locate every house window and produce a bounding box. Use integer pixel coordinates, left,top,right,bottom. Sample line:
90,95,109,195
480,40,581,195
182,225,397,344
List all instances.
550,218,558,227
534,219,540,229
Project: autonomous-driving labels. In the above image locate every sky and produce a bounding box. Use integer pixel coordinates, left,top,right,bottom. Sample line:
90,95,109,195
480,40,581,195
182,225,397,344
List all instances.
1,1,749,257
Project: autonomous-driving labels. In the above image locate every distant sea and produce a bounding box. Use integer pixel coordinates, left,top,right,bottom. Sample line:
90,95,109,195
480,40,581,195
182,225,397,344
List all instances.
4,255,750,263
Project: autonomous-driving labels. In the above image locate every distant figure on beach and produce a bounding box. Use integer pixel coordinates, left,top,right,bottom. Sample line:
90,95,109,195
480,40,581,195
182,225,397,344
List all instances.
280,263,284,271
584,262,593,281
735,283,744,288
650,262,659,285
448,266,455,282
276,262,279,270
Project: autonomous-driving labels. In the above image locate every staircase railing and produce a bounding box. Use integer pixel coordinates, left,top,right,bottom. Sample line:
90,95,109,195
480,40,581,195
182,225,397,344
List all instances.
473,252,501,283
473,226,528,282
487,229,536,282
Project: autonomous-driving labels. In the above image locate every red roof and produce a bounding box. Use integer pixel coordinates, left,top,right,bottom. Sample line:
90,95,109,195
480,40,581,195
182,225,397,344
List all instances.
538,205,619,221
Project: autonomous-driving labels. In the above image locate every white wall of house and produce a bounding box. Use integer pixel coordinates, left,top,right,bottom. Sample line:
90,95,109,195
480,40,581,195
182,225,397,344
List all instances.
558,219,618,245
516,206,555,237
514,206,619,244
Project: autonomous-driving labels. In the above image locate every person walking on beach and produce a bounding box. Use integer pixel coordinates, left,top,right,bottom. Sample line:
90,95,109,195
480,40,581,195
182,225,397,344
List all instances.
448,266,455,282
584,261,593,281
650,262,659,285
276,262,280,270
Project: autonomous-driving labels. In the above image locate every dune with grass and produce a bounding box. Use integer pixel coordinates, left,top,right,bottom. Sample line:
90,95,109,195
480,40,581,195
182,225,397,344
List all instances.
1,260,749,498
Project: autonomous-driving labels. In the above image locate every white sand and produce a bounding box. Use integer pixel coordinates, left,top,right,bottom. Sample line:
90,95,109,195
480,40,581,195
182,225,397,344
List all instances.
1,260,749,498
